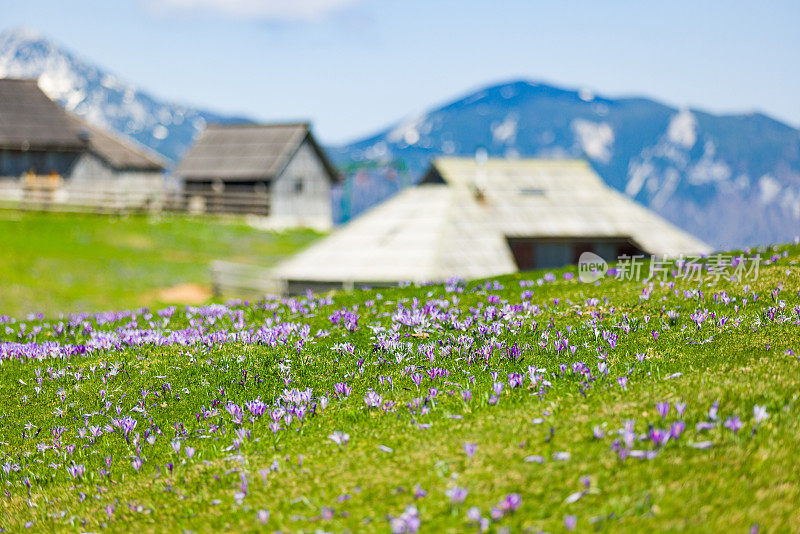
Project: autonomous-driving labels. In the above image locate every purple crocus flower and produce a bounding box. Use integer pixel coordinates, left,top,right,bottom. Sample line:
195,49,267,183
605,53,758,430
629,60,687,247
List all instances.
724,415,743,434
708,400,719,421
329,431,349,447
185,446,196,459
669,421,686,440
655,402,670,419
675,402,687,417
390,505,420,533
363,389,383,408
564,515,577,530
753,405,769,425
446,486,468,505
256,509,269,524
334,382,352,399
524,455,545,464
66,463,85,480
650,428,670,447
463,442,477,459
500,493,521,513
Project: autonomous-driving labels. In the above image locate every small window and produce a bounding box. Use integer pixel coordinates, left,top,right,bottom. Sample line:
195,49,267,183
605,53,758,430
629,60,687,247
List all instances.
519,187,545,196
294,179,304,194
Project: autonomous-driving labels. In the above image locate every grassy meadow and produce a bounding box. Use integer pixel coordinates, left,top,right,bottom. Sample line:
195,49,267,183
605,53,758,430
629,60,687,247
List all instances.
0,210,320,317
0,237,798,532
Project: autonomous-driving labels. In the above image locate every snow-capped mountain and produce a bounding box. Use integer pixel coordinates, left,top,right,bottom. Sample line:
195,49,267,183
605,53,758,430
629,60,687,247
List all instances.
2,27,798,248
0,27,250,164
332,80,800,249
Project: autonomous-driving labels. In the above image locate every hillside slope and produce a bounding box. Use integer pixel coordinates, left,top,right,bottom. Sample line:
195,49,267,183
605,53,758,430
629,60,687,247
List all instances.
0,211,320,317
0,244,798,531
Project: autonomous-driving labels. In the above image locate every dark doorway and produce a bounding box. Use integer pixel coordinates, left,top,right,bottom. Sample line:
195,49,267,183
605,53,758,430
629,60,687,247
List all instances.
506,237,645,271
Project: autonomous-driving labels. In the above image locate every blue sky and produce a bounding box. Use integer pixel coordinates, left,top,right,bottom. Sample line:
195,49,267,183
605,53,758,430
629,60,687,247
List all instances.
2,0,798,144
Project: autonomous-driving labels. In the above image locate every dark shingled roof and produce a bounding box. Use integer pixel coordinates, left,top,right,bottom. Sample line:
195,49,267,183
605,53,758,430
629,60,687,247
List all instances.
0,78,165,171
175,123,338,182
0,78,85,151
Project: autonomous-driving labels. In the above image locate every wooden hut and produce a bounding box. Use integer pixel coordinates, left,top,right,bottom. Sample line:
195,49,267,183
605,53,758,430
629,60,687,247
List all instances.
269,157,712,293
0,78,165,207
175,123,338,229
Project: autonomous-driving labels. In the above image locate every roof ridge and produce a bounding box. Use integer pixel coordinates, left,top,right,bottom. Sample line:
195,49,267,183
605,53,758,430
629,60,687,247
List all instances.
204,122,310,130
433,156,590,165
0,77,39,83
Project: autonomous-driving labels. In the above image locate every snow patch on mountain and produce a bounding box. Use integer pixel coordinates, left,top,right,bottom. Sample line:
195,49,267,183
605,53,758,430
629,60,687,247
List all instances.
387,114,431,146
491,114,517,144
578,87,595,102
687,142,731,185
667,109,697,148
625,160,652,197
571,119,614,163
651,168,681,209
758,174,781,203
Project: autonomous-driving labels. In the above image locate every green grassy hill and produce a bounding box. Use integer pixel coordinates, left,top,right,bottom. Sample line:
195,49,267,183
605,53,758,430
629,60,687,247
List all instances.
0,211,321,317
0,241,798,531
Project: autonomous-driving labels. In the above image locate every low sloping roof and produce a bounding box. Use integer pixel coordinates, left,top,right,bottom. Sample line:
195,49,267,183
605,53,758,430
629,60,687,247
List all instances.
0,78,85,151
175,123,338,182
424,158,711,257
72,118,165,171
272,157,712,286
0,78,165,171
273,184,516,283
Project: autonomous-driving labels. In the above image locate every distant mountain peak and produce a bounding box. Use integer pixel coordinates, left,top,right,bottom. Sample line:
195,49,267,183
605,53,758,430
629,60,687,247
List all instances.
2,29,799,248
0,27,251,164
331,78,800,249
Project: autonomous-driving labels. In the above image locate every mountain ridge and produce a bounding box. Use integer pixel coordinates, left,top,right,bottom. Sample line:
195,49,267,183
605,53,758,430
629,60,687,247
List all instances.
2,27,798,249
330,79,800,249
0,27,251,164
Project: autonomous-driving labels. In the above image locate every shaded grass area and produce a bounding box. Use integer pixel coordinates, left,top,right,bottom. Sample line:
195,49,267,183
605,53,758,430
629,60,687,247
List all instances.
0,210,321,317
0,243,798,532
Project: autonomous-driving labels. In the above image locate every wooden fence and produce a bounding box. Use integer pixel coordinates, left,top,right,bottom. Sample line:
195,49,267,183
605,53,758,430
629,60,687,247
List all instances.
181,190,271,216
0,184,271,216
